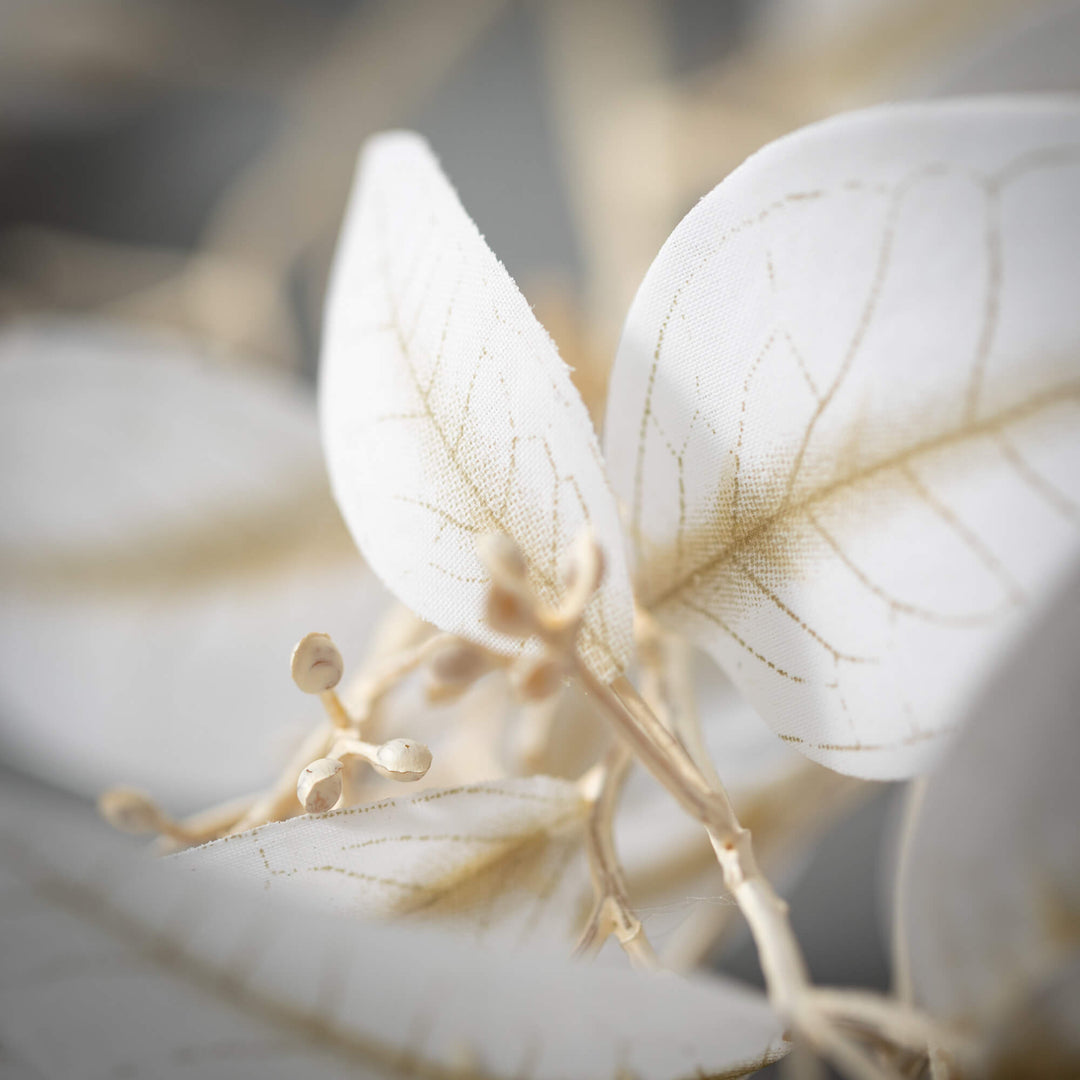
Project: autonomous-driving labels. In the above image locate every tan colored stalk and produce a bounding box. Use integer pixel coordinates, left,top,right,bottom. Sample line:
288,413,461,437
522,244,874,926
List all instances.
348,631,456,724
229,721,336,833
809,988,975,1061
319,689,353,729
159,794,259,852
201,0,506,276
891,776,929,1005
781,1043,828,1080
539,0,677,346
570,658,929,1080
574,746,658,971
659,763,868,972
664,634,725,790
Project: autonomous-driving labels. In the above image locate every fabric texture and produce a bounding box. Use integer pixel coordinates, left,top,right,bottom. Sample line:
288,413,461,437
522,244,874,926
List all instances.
321,134,634,681
605,98,1080,778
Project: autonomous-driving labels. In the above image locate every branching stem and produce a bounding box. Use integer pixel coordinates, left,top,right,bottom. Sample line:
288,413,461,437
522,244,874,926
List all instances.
574,745,659,971
810,988,975,1061
230,721,335,834
131,622,458,849
637,610,723,789
349,631,457,725
571,656,950,1080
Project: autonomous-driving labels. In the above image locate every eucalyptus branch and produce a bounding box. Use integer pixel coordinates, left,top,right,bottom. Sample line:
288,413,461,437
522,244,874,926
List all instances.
584,661,952,1080
574,745,659,971
659,762,868,972
636,609,723,789
475,530,964,1080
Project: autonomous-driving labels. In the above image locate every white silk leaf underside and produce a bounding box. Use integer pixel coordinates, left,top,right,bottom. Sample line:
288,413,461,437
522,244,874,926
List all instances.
0,318,382,808
605,98,1080,778
0,775,787,1080
321,133,634,681
898,565,1080,1037
172,777,591,950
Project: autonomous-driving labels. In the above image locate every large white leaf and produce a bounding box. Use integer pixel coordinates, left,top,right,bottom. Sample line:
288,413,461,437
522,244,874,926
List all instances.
896,564,1080,1042
0,772,788,1079
0,318,385,808
173,777,591,949
321,133,634,681
169,681,828,964
605,98,1080,778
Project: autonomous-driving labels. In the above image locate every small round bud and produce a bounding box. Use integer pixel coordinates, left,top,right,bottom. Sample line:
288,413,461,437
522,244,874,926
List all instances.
511,653,566,702
297,757,344,813
477,533,528,587
426,638,491,702
291,632,344,694
486,584,535,638
98,787,167,835
372,739,433,782
429,638,489,684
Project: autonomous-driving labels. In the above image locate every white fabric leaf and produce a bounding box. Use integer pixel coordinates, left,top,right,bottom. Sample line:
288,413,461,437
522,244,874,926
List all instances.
0,774,787,1080
321,132,634,681
0,318,385,808
896,563,1080,1038
605,98,1080,778
173,777,591,948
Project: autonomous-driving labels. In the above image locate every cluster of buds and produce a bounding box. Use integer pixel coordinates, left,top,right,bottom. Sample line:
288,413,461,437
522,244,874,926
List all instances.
98,628,440,847
423,635,496,704
478,530,605,703
98,539,603,846
291,632,433,814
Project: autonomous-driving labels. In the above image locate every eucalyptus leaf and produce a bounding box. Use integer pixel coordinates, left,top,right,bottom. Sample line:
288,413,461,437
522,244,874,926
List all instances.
606,98,1080,778
896,562,1080,1046
321,133,635,681
173,777,591,949
0,774,788,1080
0,319,383,808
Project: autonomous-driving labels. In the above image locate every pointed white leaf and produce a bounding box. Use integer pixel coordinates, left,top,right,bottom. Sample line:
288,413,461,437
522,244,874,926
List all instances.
0,773,787,1079
321,133,634,680
0,318,385,808
173,777,591,948
896,564,1080,1039
606,98,1080,778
